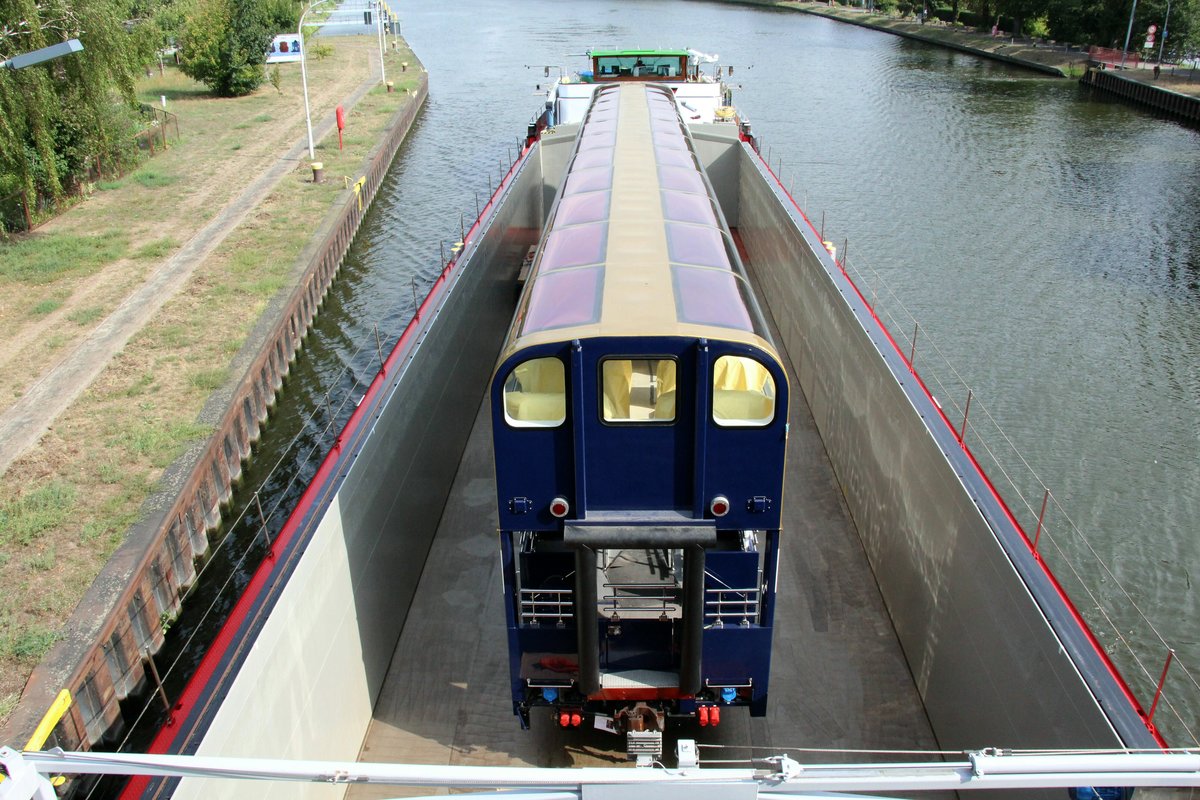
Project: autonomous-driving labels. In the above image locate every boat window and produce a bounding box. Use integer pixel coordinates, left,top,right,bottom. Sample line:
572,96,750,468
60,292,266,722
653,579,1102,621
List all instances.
504,357,566,428
594,55,682,78
712,356,775,427
601,359,676,423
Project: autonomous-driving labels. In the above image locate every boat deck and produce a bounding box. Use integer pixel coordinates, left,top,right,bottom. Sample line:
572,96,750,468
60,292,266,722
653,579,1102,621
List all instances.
348,267,939,796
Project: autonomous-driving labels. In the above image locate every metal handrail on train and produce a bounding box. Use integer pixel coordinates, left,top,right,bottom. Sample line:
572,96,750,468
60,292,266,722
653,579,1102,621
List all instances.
601,583,680,618
519,589,574,626
704,587,760,627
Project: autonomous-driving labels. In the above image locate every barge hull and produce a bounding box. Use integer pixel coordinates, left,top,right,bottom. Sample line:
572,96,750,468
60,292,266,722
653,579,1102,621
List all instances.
147,121,1154,800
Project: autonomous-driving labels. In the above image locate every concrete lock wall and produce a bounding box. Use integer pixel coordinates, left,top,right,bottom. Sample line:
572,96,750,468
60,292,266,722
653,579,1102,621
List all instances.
2,77,431,754
171,136,551,800
730,142,1157,752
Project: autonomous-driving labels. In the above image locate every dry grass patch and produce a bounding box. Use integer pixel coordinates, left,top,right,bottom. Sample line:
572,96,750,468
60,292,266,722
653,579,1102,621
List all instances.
0,39,424,727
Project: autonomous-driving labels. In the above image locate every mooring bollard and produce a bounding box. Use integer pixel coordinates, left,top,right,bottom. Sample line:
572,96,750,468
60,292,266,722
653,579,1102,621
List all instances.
311,161,324,184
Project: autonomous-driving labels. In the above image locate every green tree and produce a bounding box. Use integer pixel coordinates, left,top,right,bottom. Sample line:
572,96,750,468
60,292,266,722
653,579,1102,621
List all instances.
177,0,273,96
0,0,153,214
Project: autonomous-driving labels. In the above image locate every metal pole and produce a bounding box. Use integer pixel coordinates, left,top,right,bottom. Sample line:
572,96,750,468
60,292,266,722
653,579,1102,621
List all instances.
1032,488,1050,552
143,649,171,712
1120,0,1140,68
1148,648,1175,722
1157,0,1171,63
299,0,331,161
959,389,973,442
374,323,385,369
375,0,386,84
909,323,918,369
254,492,271,546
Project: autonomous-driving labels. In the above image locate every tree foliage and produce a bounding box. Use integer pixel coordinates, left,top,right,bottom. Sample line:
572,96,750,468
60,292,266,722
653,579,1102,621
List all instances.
0,0,155,211
937,0,1195,50
923,0,1196,48
176,0,275,96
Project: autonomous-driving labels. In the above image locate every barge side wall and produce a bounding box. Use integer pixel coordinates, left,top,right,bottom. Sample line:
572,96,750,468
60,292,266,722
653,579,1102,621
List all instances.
729,142,1152,751
168,143,548,800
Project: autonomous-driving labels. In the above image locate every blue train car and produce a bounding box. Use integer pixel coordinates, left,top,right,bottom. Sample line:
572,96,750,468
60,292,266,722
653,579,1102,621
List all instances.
491,82,788,756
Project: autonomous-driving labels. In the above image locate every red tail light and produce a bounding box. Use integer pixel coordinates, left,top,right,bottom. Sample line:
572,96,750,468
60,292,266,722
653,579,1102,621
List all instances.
710,495,730,517
549,496,570,518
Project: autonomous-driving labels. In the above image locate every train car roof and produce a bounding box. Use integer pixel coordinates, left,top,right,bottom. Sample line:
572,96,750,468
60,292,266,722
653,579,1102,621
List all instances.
502,83,777,362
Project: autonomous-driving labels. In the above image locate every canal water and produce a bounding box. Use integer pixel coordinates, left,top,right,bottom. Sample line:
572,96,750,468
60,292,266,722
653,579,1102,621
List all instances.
112,0,1200,759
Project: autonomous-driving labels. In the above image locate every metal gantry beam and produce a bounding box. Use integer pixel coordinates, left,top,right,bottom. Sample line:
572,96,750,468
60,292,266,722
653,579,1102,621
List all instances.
3,746,1200,800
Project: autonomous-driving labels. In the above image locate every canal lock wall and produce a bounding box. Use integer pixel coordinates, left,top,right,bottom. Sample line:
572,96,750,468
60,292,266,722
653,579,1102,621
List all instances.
1,74,430,754
1080,66,1200,124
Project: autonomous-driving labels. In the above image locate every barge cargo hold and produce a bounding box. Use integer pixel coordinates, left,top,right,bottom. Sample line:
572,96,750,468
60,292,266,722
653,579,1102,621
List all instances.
80,53,1168,800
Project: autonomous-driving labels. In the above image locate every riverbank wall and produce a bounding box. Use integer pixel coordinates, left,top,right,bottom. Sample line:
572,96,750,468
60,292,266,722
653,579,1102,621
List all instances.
1,72,430,754
794,6,1069,75
1080,66,1200,123
709,0,1081,77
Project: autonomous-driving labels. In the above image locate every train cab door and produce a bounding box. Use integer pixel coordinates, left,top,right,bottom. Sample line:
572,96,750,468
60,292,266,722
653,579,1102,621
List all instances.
580,343,695,515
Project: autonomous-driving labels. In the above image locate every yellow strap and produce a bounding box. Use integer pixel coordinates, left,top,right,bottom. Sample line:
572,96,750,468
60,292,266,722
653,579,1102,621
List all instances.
353,176,366,211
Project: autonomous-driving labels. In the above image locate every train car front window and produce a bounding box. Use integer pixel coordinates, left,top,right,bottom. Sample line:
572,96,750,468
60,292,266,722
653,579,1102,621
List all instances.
602,359,676,422
713,356,775,427
504,357,566,428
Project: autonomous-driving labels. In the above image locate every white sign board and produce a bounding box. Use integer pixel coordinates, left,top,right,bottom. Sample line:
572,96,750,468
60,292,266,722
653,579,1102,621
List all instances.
266,34,303,64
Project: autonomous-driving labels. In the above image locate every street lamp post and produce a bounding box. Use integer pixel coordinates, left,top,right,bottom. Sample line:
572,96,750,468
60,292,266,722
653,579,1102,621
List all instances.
299,0,335,161
1157,0,1171,64
0,38,83,70
374,1,386,86
1120,0,1140,68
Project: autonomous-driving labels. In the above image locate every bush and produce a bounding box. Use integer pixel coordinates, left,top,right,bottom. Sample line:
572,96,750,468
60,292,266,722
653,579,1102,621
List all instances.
1025,16,1051,38
178,0,274,97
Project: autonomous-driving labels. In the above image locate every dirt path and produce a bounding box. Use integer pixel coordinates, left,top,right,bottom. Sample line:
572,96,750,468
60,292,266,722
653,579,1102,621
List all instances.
0,42,383,477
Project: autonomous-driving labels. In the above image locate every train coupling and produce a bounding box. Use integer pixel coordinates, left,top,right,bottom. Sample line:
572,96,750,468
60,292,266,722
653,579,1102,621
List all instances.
618,703,665,767
626,730,663,767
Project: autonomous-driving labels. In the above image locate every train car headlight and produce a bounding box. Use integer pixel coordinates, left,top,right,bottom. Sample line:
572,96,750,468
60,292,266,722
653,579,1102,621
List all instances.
710,495,730,517
549,496,570,518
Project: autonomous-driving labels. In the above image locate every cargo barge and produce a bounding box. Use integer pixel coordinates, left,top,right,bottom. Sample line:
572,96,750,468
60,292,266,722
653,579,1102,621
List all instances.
6,49,1179,800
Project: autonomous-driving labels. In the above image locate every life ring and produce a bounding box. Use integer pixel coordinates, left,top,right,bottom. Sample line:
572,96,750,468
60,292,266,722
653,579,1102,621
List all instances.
714,106,736,119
